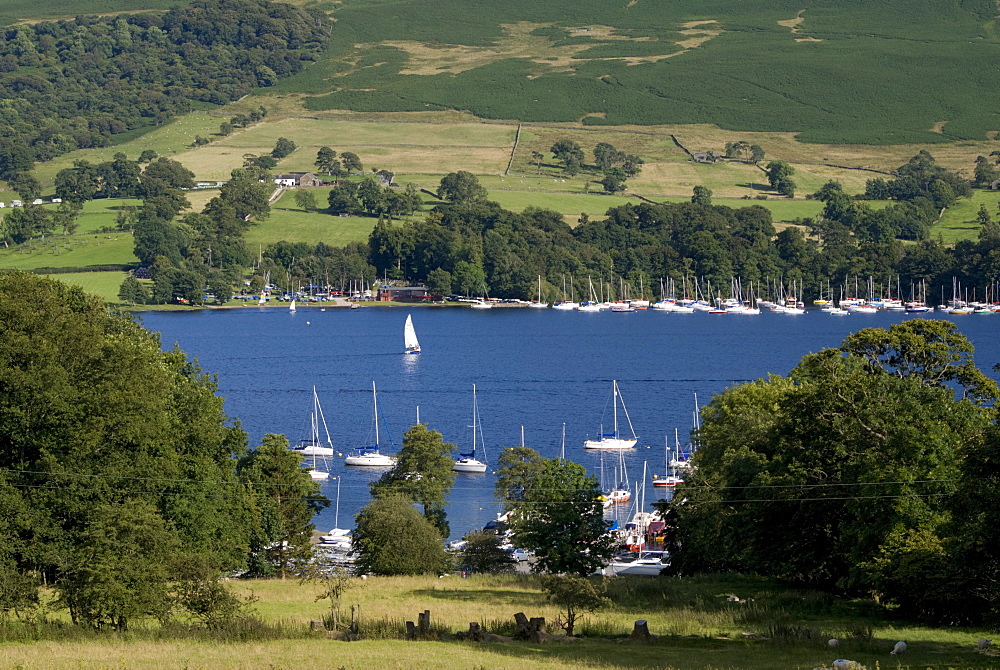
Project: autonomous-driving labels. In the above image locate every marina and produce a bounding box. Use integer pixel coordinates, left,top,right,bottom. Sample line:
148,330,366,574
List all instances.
140,307,1000,540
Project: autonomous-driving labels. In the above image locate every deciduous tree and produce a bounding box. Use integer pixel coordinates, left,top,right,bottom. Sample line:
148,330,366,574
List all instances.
370,424,456,537
353,497,451,576
497,449,613,576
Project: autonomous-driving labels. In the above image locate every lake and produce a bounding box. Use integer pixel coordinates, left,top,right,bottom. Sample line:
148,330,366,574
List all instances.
138,306,1000,539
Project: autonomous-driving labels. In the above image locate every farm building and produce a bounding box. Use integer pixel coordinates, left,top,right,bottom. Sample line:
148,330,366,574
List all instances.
273,173,321,187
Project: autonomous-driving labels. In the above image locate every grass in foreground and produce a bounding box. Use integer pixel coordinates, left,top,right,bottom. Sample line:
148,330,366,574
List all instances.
0,573,994,669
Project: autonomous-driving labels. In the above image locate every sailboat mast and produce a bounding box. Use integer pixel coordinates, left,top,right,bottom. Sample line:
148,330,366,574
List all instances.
613,380,619,437
472,384,477,455
373,381,379,448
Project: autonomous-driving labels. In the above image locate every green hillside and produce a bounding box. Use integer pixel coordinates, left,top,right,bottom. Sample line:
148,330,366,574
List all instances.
281,0,1000,145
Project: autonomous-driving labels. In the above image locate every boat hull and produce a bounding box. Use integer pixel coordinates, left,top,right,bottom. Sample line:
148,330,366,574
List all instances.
293,445,335,457
345,454,396,467
453,458,487,473
584,437,637,450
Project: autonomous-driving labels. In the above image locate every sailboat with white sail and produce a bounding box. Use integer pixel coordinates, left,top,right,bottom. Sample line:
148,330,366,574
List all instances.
289,299,296,312
584,380,638,450
454,385,488,473
292,387,336,457
404,314,421,354
345,382,397,467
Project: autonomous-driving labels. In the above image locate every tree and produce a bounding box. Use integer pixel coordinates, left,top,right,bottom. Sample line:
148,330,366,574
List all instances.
315,147,337,174
57,501,178,630
370,424,456,537
271,137,296,160
7,172,40,201
600,168,627,194
353,497,452,576
691,185,713,206
298,560,356,630
593,142,623,171
497,449,614,575
662,321,995,598
236,434,330,577
839,319,998,403
749,144,766,165
550,139,584,175
143,158,195,190
294,190,317,212
539,576,609,637
327,182,363,215
340,152,362,173
621,155,644,178
438,171,487,203
55,161,99,204
460,530,516,574
0,272,258,624
138,150,158,163
531,151,544,174
765,160,796,197
724,140,749,160
426,268,452,296
117,275,147,306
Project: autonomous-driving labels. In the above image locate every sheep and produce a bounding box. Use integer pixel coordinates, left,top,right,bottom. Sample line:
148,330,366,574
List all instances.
831,660,863,670
978,638,992,653
828,638,839,649
890,640,907,655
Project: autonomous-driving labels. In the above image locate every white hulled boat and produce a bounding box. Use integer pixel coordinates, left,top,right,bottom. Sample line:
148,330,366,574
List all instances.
584,380,638,450
345,382,397,467
291,387,336,457
454,385,488,473
404,314,421,354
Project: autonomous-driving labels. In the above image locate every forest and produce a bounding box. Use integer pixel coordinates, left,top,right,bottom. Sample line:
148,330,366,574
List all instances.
0,0,330,177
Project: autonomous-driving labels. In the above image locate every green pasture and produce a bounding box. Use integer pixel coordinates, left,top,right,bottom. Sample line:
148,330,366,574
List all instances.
287,0,1000,145
40,271,132,303
0,198,141,272
0,573,995,669
0,234,137,271
932,189,1000,244
246,189,383,249
33,114,224,191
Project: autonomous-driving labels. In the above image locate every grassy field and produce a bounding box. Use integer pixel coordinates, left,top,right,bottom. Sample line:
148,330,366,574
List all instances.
0,198,142,272
249,190,386,249
38,271,133,302
932,189,1000,244
281,0,1000,146
0,573,994,669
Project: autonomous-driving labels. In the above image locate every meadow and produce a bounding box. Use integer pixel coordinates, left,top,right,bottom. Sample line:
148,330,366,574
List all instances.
0,573,994,669
285,0,1000,145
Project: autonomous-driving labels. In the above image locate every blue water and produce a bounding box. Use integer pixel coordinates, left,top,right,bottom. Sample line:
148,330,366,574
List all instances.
138,307,1000,539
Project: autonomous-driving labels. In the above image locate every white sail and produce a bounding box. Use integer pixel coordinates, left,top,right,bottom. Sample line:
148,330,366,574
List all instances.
289,299,296,312
404,314,421,353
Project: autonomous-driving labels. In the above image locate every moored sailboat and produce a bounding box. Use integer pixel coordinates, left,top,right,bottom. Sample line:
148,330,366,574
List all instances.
345,382,397,467
454,384,488,473
584,380,638,450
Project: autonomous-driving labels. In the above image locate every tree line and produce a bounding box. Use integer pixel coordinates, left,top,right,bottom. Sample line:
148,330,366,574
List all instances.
0,0,330,181
0,271,329,630
659,319,1000,627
